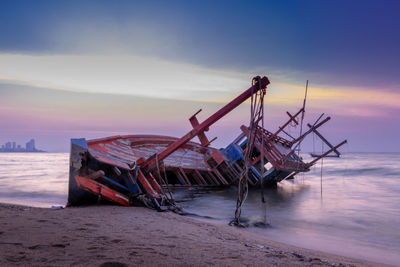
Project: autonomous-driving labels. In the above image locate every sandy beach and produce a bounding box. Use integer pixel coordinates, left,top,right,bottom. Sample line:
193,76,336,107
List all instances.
0,203,384,267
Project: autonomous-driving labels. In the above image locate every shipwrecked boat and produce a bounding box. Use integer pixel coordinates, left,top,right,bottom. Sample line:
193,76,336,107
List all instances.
68,75,346,209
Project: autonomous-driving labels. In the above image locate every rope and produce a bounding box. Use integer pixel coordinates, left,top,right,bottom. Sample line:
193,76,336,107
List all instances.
155,154,175,206
259,79,268,226
312,131,316,154
230,76,266,227
320,142,324,197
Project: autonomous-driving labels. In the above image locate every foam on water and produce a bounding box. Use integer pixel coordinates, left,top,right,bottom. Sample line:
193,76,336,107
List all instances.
0,153,69,207
0,152,399,265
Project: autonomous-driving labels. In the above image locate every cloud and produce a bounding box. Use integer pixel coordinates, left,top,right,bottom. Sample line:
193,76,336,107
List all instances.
266,82,400,117
1,77,399,152
1,52,399,120
0,53,253,102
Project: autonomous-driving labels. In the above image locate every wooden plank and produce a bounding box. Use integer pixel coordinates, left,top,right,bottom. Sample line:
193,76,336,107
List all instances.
179,167,191,185
189,171,203,185
149,172,165,186
174,169,188,185
176,171,189,185
307,123,341,156
207,171,220,185
307,140,347,167
250,154,262,166
75,175,130,206
136,169,160,199
226,167,238,182
87,170,105,180
161,184,216,188
213,169,229,185
194,169,207,185
228,164,240,179
201,171,215,185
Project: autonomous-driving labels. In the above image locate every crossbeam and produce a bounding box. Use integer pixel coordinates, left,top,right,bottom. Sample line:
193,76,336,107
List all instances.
270,108,304,140
283,139,347,181
282,116,331,162
306,140,347,167
189,109,210,147
140,76,270,170
307,123,340,156
291,116,331,145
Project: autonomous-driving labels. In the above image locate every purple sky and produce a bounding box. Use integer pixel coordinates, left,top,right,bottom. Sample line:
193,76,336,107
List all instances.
0,0,399,152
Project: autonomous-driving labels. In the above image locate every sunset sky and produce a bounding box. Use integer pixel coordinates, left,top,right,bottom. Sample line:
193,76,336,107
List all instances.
1,0,399,152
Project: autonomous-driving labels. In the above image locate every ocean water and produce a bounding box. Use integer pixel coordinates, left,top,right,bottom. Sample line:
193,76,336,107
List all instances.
178,153,400,266
0,153,69,207
0,152,399,265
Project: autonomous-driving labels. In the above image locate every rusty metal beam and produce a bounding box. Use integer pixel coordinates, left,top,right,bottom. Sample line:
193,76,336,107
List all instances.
140,76,270,170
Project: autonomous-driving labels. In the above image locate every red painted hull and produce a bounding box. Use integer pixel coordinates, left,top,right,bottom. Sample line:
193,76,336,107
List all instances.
74,175,130,206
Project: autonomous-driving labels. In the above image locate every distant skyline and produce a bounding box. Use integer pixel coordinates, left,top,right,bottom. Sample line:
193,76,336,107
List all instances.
0,0,399,152
0,138,43,152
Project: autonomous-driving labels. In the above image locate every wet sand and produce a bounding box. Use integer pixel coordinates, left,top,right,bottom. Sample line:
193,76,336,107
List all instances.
0,203,384,266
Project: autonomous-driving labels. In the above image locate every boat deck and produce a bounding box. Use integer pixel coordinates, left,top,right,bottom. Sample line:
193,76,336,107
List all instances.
87,135,214,171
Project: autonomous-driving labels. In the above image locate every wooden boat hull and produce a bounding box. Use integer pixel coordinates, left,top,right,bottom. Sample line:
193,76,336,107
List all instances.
66,76,345,208
67,135,238,207
74,175,130,206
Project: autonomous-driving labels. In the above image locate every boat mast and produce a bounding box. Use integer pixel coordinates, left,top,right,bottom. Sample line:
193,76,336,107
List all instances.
297,80,308,155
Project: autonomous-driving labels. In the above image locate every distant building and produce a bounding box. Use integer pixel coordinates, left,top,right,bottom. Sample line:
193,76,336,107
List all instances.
0,139,44,152
5,142,11,150
26,139,36,152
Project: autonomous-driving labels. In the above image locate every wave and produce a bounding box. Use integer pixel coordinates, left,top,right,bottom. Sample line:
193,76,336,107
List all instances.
324,167,400,177
0,190,67,199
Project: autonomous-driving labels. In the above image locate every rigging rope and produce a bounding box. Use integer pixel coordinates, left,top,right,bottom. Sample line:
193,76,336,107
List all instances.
155,154,175,206
320,142,324,196
259,83,268,226
312,131,316,154
230,76,266,227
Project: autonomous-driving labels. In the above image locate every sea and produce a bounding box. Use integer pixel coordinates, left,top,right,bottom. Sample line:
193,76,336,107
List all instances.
0,152,399,265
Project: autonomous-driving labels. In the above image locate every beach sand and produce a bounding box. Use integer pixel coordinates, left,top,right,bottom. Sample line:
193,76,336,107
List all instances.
0,203,383,266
